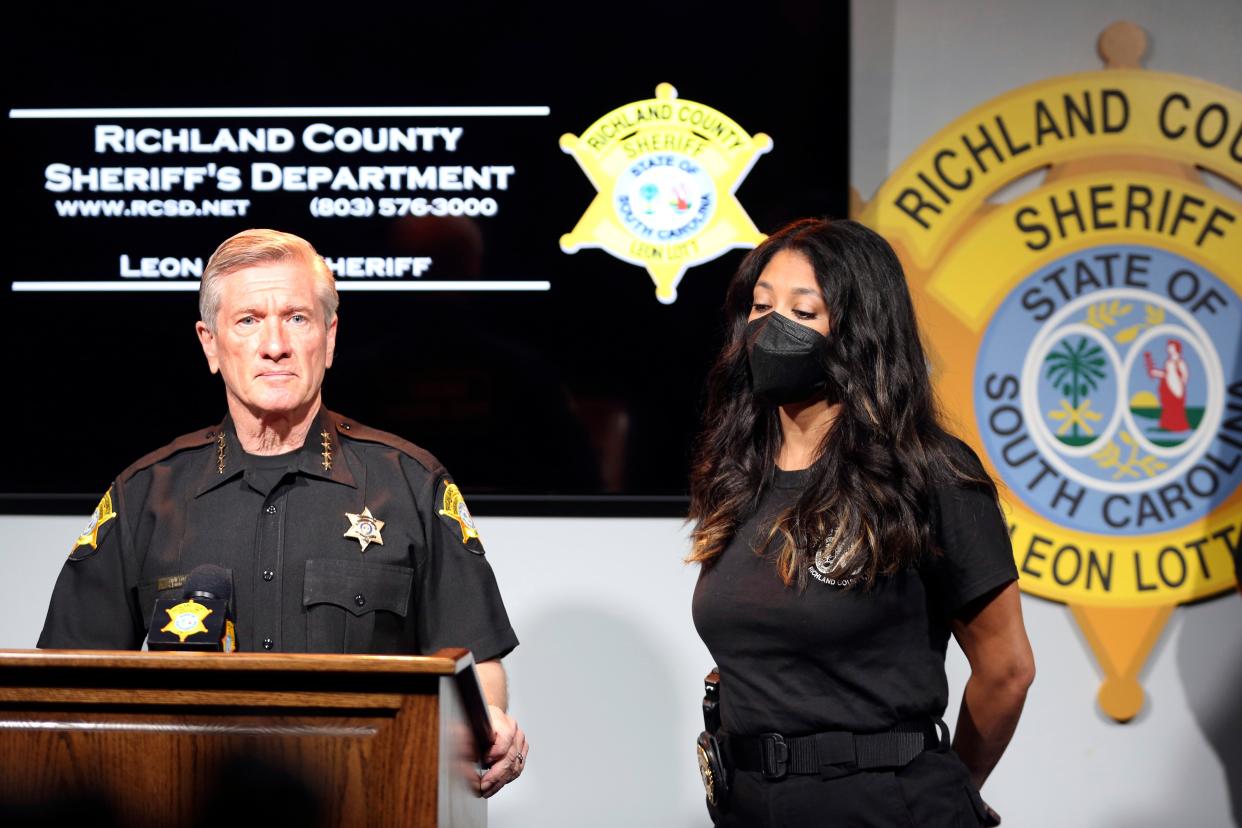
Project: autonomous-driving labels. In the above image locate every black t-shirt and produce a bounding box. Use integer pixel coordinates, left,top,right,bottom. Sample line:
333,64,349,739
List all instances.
692,464,1017,737
243,448,298,496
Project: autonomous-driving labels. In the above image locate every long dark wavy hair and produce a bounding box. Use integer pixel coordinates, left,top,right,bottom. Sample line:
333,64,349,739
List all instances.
687,218,996,588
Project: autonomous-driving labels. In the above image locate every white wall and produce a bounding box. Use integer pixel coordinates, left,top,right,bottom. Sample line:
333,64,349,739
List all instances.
852,1,1242,826
851,0,1242,202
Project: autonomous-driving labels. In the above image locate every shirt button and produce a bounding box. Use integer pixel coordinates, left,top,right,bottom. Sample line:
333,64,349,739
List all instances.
263,570,274,581
262,638,274,650
265,504,277,515
354,594,366,607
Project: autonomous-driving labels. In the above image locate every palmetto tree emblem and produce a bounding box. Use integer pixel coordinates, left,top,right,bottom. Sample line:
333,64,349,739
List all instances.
1045,337,1107,444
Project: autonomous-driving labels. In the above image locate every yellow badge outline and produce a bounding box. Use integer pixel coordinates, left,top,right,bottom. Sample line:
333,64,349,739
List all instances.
438,482,480,544
344,507,385,552
73,488,117,553
560,82,772,304
915,168,1241,609
160,599,213,644
857,22,1242,721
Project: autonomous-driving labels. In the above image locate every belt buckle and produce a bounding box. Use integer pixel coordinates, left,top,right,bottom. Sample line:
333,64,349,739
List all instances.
757,732,789,779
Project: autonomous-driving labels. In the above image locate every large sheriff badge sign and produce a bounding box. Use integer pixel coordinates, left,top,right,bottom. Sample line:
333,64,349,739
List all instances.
860,22,1242,721
560,83,771,303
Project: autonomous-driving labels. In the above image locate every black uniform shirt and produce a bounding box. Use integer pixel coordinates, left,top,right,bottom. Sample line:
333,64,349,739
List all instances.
692,463,1017,737
38,408,518,660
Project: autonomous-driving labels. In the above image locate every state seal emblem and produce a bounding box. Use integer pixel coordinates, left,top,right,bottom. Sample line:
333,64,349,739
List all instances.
560,83,772,303
858,21,1242,721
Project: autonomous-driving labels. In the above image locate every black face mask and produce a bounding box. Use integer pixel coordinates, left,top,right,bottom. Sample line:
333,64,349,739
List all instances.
745,312,830,405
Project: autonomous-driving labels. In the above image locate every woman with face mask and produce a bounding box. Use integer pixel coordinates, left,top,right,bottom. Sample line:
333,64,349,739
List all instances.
689,218,1035,827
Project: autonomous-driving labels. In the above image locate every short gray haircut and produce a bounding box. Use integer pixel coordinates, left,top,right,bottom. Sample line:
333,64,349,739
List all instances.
199,229,339,332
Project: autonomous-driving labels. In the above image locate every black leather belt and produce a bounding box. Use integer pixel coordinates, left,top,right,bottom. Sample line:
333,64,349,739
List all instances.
728,718,947,780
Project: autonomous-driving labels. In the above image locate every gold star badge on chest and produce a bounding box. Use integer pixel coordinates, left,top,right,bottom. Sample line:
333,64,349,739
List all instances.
344,507,385,552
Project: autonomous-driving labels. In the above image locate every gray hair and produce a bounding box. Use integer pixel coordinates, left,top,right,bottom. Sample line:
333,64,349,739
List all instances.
199,229,339,332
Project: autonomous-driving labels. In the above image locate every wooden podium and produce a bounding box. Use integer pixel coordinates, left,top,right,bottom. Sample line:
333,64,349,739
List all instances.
0,648,492,827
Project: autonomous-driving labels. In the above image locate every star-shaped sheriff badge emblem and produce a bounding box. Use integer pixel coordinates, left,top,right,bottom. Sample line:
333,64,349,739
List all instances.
560,82,772,304
160,600,213,644
344,507,385,552
857,22,1242,721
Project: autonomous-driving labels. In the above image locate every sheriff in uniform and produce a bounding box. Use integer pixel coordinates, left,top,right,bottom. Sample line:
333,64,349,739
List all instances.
38,228,527,796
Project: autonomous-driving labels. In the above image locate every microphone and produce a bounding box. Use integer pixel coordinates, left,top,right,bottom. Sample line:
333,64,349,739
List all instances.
146,565,237,652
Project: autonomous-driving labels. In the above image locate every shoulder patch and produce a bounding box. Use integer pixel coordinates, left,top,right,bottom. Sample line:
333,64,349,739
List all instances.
70,487,117,560
437,478,484,553
118,424,218,482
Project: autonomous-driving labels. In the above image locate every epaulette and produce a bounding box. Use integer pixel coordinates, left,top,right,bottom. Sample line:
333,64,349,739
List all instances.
328,411,443,476
117,424,219,483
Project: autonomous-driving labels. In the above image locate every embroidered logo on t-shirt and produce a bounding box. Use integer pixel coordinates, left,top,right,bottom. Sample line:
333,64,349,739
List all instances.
809,529,860,587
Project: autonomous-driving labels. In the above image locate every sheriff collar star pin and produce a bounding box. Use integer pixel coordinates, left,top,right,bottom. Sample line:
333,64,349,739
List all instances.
344,507,385,552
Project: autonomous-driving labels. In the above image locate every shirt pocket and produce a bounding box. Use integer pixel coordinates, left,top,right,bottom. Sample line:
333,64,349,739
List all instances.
302,559,413,653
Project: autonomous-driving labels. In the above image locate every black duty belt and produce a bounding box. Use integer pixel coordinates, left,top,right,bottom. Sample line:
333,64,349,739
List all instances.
727,718,948,780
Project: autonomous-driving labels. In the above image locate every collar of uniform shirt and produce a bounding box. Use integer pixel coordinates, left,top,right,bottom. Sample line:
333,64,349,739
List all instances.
193,407,358,497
